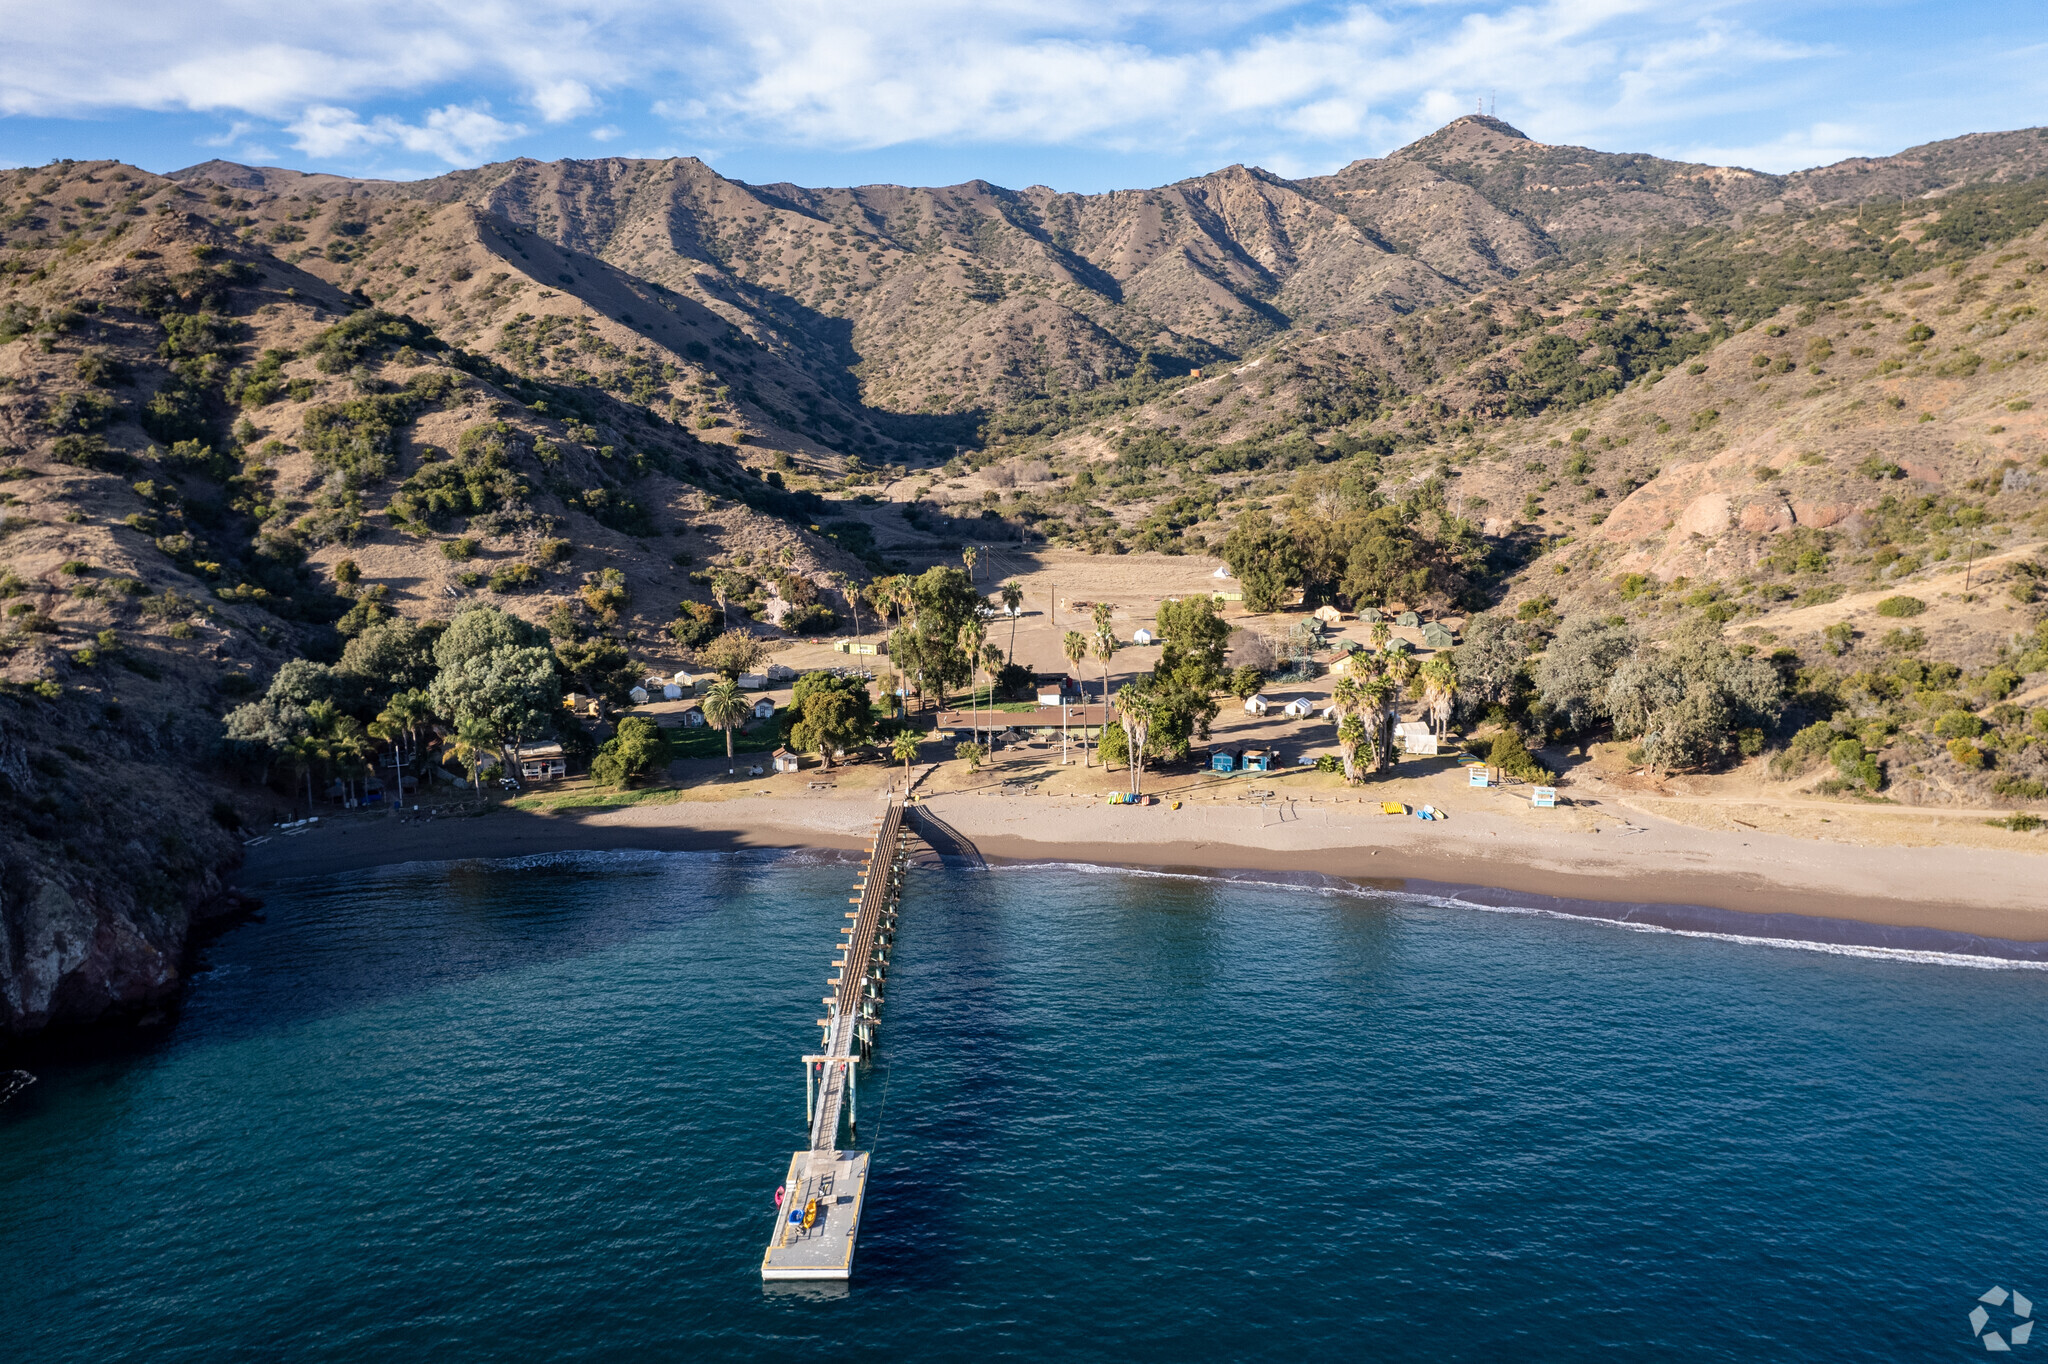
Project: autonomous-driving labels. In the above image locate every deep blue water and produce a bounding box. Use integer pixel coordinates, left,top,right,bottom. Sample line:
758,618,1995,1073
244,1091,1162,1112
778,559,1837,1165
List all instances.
4,851,2045,1361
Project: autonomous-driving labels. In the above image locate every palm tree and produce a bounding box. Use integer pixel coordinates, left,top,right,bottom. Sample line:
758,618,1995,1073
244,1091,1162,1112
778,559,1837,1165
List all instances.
375,688,434,803
701,679,749,775
1090,628,1117,770
1112,683,1156,796
962,546,978,585
835,572,863,641
1371,620,1392,653
890,730,922,793
1361,676,1396,772
1061,629,1088,765
1331,675,1364,783
1000,580,1024,661
1420,656,1458,738
958,616,987,743
451,716,496,796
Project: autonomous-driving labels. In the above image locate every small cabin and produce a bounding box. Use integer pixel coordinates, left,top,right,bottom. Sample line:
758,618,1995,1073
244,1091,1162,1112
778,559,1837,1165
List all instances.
514,741,567,783
1211,750,1238,773
772,748,801,774
1133,628,1156,645
1243,694,1271,715
1282,697,1314,718
1241,749,1274,772
1396,722,1437,756
672,670,693,688
1036,676,1084,706
680,706,707,728
752,697,777,719
738,672,768,690
628,686,649,706
662,683,683,701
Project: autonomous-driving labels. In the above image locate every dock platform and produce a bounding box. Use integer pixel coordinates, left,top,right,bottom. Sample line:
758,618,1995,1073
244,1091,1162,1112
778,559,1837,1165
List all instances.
760,1149,871,1281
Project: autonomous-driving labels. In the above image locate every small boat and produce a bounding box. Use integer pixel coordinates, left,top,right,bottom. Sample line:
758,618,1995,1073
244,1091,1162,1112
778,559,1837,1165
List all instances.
773,1184,785,1208
802,1197,820,1231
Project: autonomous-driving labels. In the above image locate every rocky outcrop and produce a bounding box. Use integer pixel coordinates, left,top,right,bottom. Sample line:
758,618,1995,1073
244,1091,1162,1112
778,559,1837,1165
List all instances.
0,704,244,1040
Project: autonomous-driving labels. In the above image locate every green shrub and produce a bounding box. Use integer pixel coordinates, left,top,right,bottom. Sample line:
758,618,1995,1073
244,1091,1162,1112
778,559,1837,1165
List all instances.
440,537,478,561
1987,812,2042,832
1875,595,1926,617
488,563,540,593
1947,737,1987,769
1991,774,2048,800
1488,729,1548,782
1933,710,1985,740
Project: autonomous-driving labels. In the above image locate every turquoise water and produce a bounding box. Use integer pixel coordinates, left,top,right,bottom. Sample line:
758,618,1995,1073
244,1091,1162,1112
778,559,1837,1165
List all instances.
4,851,2046,1360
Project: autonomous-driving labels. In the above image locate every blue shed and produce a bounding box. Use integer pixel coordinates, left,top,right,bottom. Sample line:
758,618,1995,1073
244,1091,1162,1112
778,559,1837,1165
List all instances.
1241,749,1274,772
1211,750,1238,773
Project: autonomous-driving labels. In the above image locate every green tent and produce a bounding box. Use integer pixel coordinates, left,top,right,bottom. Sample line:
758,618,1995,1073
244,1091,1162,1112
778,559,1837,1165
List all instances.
1422,622,1455,649
1396,610,1420,627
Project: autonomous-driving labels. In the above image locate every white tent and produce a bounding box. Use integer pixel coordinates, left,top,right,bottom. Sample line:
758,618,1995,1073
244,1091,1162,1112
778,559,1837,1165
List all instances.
1313,605,1344,626
738,672,768,690
662,683,683,700
1212,565,1232,578
628,686,649,705
1283,697,1314,718
1319,704,1339,720
1133,628,1156,645
1244,694,1271,715
671,670,693,687
1396,721,1438,755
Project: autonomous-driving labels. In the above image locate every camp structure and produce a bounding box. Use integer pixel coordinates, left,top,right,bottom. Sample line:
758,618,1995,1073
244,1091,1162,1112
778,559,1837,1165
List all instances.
680,705,707,728
832,639,884,655
1358,607,1382,623
1421,621,1455,649
1240,748,1275,772
737,672,768,690
1036,675,1084,706
662,682,684,700
1395,721,1438,755
1313,605,1344,626
1211,749,1239,773
1132,628,1156,645
1282,697,1315,718
672,670,693,688
771,747,801,774
513,741,568,783
1243,694,1271,715
1396,610,1420,627
1212,565,1232,579
752,696,777,719
628,685,650,705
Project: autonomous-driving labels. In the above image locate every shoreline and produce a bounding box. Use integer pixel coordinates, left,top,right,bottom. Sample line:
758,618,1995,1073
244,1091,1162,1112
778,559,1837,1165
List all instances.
235,788,2048,955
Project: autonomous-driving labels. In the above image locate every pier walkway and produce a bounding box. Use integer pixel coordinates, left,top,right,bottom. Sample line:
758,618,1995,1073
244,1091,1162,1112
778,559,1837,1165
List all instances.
761,798,909,1281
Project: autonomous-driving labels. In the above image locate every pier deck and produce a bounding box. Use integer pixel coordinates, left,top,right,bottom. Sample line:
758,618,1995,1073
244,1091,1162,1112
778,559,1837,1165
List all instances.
761,798,906,1282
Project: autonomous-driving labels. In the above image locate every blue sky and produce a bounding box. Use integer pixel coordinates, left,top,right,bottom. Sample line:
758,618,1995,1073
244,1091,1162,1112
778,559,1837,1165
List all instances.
2,2,2044,190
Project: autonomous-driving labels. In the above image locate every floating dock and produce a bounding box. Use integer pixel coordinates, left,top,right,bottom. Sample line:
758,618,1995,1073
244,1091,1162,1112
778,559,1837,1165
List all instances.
761,799,907,1282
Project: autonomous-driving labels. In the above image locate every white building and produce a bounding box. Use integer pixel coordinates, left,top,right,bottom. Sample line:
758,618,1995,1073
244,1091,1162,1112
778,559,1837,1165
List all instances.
1243,694,1271,715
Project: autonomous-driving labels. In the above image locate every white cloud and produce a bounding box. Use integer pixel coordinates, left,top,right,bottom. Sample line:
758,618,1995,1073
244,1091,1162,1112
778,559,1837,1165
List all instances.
286,102,526,165
0,0,2012,179
590,125,623,142
531,79,597,123
1677,122,1881,174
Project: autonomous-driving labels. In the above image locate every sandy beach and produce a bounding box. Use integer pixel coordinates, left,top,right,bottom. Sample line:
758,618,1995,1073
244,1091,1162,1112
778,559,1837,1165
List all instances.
237,775,2048,948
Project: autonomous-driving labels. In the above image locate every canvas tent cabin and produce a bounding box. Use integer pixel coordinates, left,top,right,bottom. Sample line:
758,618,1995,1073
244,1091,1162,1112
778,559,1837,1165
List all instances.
1243,694,1271,715
514,741,567,783
737,672,768,690
1395,610,1420,627
1421,621,1455,649
662,682,683,700
1313,605,1344,626
1282,697,1315,718
771,748,801,774
1357,607,1381,623
752,697,777,719
1395,721,1437,755
628,686,649,705
1132,628,1156,645
679,705,707,728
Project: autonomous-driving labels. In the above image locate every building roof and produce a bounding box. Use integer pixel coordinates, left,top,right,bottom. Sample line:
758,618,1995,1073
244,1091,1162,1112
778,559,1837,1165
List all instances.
513,741,565,759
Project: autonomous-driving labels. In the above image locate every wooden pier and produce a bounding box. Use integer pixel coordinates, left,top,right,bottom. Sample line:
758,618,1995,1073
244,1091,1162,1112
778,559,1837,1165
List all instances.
761,798,908,1282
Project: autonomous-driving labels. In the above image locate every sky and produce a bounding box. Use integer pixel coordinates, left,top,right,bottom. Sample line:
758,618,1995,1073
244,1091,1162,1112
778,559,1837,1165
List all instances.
0,1,2044,191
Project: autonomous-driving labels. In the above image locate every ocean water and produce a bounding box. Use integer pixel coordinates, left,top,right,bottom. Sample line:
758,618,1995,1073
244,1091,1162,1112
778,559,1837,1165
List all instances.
4,851,2045,1361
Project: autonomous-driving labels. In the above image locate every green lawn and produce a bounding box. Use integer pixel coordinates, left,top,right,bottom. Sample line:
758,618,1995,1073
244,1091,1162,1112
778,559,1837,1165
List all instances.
506,785,684,812
666,727,774,760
